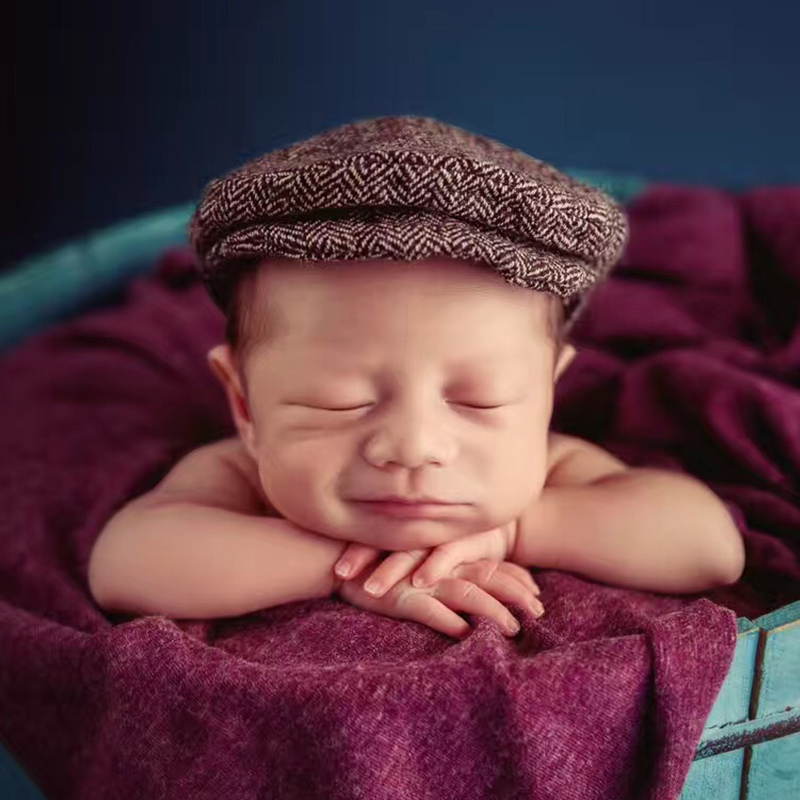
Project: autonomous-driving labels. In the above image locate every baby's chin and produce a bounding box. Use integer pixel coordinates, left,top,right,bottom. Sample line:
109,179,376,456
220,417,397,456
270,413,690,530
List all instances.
345,526,463,552
327,502,478,551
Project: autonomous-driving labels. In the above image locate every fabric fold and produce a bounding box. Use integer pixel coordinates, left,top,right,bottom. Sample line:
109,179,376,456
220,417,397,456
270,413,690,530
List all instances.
1,184,799,799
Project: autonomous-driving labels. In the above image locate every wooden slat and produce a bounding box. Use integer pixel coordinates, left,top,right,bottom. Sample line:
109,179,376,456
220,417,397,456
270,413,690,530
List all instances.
696,707,800,758
750,600,800,719
743,731,800,799
705,618,761,729
680,750,745,800
684,602,800,799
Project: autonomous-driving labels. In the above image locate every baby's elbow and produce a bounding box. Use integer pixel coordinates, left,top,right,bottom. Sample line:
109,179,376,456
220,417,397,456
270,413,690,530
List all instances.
714,532,747,587
701,495,746,587
714,560,744,588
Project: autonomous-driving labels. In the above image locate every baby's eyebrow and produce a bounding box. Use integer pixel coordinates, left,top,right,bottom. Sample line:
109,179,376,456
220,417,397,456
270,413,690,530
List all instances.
313,352,522,374
445,350,525,370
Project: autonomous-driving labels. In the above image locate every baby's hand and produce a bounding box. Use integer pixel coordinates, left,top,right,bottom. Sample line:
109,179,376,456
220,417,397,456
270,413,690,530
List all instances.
335,558,544,639
334,523,542,612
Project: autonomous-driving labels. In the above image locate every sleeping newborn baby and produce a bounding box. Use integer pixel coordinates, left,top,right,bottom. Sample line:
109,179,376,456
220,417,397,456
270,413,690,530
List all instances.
87,115,745,638
87,253,745,638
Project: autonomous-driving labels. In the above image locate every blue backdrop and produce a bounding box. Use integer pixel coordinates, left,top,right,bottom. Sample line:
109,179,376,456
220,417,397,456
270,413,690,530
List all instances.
9,0,800,269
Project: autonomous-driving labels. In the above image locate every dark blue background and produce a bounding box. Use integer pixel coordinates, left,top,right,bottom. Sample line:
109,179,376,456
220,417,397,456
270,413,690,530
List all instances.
9,0,800,269
3,3,800,795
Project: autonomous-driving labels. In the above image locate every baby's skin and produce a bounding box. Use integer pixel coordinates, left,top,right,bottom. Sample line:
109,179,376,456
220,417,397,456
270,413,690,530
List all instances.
204,429,584,636
88,256,746,637
202,256,744,633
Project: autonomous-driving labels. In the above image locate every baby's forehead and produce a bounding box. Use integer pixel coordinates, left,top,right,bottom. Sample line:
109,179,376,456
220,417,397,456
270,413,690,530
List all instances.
250,263,554,323
242,258,557,359
253,331,547,378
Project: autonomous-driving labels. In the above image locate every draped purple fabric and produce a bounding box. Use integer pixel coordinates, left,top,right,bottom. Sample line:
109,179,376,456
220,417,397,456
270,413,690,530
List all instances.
0,184,797,799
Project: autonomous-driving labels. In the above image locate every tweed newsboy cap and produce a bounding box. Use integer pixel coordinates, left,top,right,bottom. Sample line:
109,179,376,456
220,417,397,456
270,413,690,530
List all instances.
188,115,630,335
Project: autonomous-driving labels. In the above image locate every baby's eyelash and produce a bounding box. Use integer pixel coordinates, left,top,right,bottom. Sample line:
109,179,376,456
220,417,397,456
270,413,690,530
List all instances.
317,402,504,412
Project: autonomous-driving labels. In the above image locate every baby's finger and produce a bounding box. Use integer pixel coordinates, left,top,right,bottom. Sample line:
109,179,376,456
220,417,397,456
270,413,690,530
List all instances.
410,548,460,589
434,578,526,636
502,562,541,596
400,593,472,640
483,568,545,618
334,543,382,581
362,550,428,598
462,561,544,617
411,531,500,588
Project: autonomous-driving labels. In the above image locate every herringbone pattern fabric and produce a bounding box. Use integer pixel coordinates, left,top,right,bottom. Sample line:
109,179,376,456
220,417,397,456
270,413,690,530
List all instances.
188,115,630,333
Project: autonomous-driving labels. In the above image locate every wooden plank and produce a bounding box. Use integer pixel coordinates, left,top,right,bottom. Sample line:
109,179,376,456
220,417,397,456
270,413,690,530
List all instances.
687,602,800,798
743,731,800,799
703,618,760,730
681,749,745,800
750,601,800,720
696,707,800,759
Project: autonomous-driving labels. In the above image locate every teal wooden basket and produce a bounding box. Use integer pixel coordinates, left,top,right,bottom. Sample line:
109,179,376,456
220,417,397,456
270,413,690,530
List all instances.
1,172,797,799
681,602,800,799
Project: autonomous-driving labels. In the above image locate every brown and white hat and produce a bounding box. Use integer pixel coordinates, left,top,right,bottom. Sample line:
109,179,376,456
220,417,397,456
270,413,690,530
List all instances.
188,115,630,336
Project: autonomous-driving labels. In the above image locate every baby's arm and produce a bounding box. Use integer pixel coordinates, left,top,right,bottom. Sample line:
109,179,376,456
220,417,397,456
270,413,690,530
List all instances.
513,437,746,594
87,439,346,619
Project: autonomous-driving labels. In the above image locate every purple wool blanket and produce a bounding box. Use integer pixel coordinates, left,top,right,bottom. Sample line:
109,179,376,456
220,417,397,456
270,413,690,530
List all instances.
1,183,799,800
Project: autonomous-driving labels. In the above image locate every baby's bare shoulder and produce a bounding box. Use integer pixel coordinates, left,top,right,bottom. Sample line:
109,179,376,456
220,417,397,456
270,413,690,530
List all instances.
136,436,271,515
546,432,630,488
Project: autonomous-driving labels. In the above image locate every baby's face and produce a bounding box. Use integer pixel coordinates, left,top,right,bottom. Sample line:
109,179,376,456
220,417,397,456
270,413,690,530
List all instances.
209,257,575,551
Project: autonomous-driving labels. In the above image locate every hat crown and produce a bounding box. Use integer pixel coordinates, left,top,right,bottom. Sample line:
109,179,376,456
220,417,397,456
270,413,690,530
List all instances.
188,115,630,333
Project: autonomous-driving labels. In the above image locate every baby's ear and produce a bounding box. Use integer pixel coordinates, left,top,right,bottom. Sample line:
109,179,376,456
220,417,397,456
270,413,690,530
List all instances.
207,345,253,434
554,342,577,382
207,345,238,392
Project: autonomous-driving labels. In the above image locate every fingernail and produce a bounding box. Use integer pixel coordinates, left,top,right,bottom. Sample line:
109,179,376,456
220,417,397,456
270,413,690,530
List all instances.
364,580,382,596
412,574,429,588
530,600,545,617
507,618,520,634
335,562,351,578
